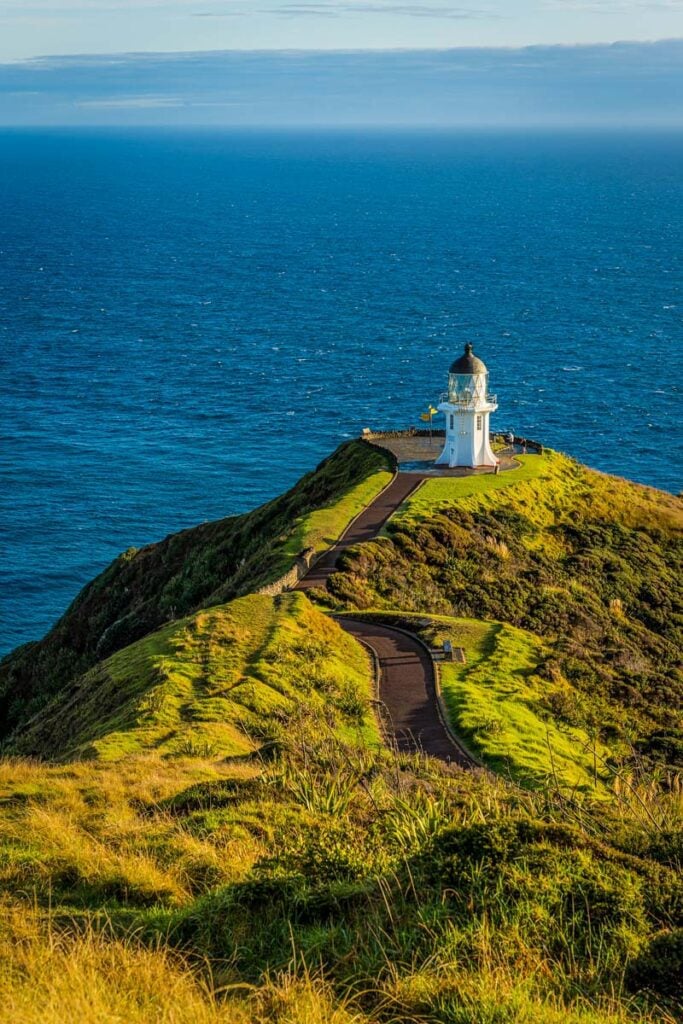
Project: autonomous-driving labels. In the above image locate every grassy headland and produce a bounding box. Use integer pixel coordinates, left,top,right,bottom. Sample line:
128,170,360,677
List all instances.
0,441,681,1023
9,592,379,762
328,450,683,772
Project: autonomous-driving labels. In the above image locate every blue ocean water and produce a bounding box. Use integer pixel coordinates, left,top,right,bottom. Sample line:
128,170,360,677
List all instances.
1,129,682,655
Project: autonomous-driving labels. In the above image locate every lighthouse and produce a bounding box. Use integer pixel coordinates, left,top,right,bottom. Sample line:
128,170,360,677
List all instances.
435,343,499,468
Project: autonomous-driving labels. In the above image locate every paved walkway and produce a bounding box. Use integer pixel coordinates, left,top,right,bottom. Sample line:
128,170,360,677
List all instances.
295,471,474,765
337,617,475,767
296,473,424,592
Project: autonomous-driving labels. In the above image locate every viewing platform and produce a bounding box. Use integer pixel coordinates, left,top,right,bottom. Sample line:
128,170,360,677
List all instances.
439,391,498,408
361,429,543,476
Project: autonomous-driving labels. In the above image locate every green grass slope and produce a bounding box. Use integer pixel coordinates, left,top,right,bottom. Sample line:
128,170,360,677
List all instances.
391,451,549,520
9,593,379,761
438,619,610,791
0,440,392,740
328,451,683,769
341,610,612,791
1,732,681,1023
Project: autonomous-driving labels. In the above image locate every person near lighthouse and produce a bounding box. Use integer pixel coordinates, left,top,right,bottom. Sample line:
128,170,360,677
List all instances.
435,343,499,468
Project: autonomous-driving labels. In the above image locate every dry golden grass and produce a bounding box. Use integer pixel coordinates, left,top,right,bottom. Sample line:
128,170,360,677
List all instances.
0,916,242,1024
0,753,264,907
0,907,371,1024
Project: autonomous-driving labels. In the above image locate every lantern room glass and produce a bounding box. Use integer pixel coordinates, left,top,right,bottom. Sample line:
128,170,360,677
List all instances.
448,372,488,404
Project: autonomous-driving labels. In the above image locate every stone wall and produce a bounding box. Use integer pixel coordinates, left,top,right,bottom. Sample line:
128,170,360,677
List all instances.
363,427,544,454
362,428,446,440
255,547,316,597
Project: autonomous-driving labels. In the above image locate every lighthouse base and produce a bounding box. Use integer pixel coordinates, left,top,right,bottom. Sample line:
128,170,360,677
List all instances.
435,437,498,470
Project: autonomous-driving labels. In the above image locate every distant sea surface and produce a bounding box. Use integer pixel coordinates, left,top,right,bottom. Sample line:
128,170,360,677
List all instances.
2,129,682,655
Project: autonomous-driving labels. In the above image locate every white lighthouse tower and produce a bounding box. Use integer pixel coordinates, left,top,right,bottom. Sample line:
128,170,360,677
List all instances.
435,343,498,469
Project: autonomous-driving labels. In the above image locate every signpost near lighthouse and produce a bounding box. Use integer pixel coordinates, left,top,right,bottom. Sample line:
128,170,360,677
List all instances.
420,404,440,445
435,343,499,469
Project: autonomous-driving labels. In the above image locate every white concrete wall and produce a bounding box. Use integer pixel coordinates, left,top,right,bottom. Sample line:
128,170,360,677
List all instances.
436,371,498,468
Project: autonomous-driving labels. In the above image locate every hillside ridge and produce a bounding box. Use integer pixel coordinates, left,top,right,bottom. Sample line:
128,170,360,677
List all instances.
0,439,392,739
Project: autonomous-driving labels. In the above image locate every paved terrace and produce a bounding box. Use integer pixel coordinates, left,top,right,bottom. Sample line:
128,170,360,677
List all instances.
364,431,527,474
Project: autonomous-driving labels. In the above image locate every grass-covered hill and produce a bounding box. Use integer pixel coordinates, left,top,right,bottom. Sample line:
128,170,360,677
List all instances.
9,593,379,762
0,440,392,739
1,441,682,1024
327,451,683,774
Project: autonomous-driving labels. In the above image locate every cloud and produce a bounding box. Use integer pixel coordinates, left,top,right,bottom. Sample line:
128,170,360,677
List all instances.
0,0,240,9
274,2,498,17
75,93,184,106
541,0,683,10
193,1,497,15
1,40,682,125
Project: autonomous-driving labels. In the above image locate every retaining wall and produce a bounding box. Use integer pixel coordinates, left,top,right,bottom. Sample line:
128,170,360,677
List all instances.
255,547,316,597
362,427,544,453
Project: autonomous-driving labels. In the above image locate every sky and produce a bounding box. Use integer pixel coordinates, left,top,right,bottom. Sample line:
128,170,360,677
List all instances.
1,0,683,61
0,1,681,125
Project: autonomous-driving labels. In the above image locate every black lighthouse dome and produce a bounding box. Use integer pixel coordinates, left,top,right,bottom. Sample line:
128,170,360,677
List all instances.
449,343,487,375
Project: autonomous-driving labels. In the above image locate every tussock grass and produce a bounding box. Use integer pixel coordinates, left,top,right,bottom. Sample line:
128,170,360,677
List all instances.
0,915,241,1024
0,908,370,1024
0,734,680,1021
0,754,263,907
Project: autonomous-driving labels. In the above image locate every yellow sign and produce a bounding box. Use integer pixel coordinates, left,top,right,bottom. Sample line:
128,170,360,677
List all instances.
421,407,440,421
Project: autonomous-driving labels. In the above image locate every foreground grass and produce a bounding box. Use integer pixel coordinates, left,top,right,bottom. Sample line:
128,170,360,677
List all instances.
0,912,670,1024
0,754,263,908
1,738,680,1024
0,907,365,1024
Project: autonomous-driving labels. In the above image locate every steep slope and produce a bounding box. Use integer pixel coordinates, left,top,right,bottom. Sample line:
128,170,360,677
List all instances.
8,593,379,762
0,440,392,739
327,452,683,767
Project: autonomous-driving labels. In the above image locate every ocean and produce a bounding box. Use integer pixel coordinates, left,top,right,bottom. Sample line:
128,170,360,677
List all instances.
1,129,682,655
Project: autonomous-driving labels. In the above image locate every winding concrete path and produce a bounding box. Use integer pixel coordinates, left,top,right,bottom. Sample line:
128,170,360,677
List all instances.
296,473,424,592
337,617,475,767
295,471,474,765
